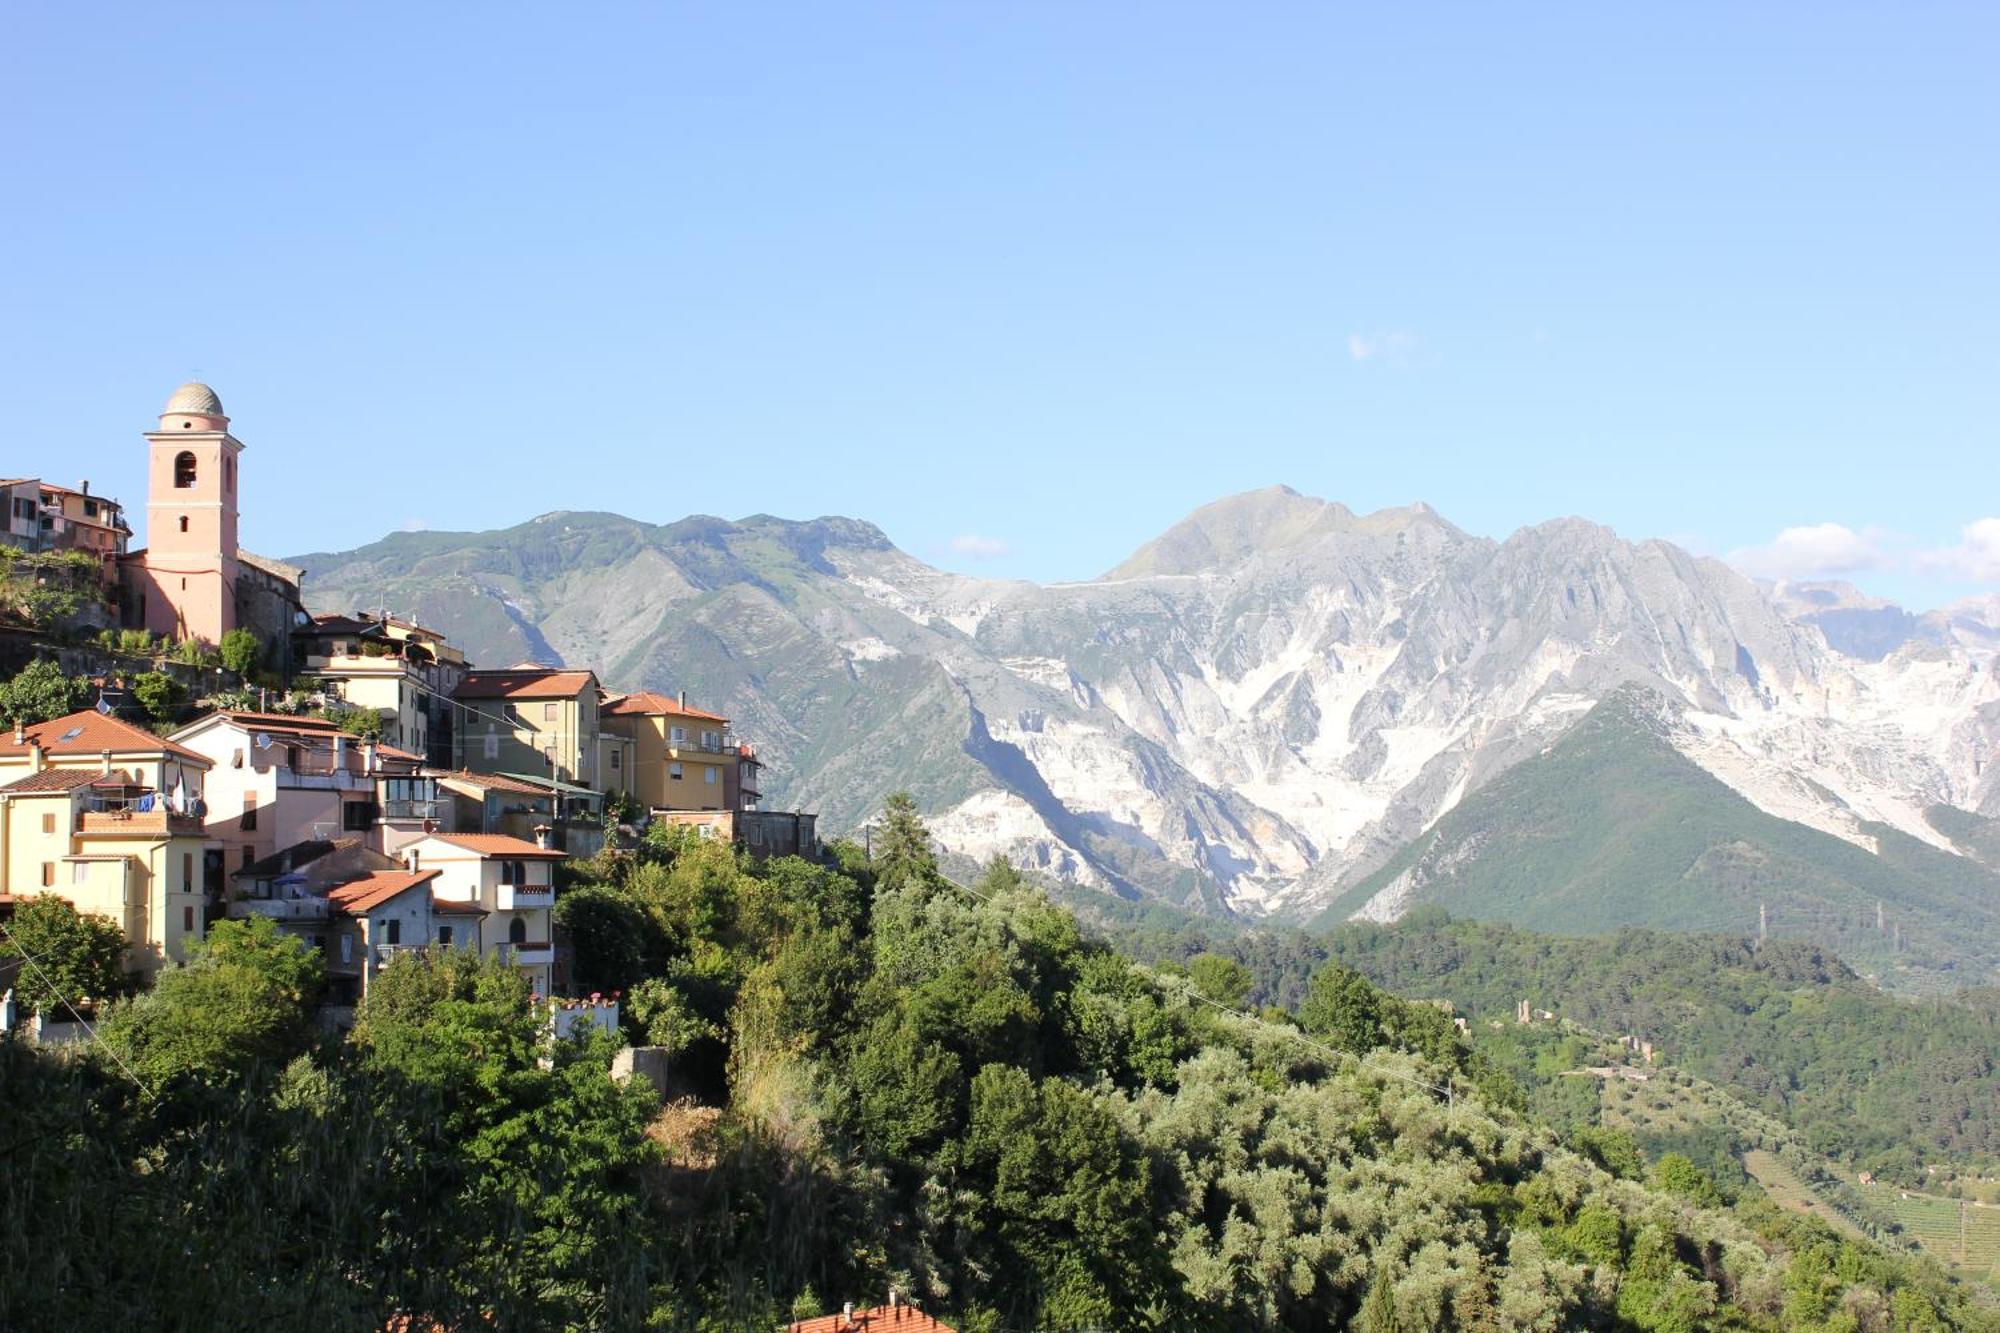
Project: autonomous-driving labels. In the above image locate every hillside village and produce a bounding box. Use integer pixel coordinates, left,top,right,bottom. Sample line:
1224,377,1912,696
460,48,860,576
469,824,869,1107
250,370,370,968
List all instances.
0,382,817,1019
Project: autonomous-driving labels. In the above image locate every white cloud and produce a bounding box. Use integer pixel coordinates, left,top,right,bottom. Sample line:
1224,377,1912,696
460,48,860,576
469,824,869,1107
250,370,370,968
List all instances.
1726,523,1888,581
1346,330,1416,364
1917,517,2000,582
948,533,1014,561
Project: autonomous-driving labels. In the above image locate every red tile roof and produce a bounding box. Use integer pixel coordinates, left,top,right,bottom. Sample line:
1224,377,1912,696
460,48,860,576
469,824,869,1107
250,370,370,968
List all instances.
788,1307,955,1333
0,768,124,794
433,770,556,797
454,669,596,701
203,710,346,733
0,710,210,766
601,690,728,723
419,833,566,859
429,897,489,916
328,871,439,916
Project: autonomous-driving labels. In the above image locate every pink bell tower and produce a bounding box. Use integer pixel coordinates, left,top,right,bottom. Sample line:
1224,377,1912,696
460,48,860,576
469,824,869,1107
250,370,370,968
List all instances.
128,382,243,646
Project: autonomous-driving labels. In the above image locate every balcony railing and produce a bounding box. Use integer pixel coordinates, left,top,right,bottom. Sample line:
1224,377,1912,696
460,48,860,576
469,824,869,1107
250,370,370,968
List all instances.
380,799,441,821
498,942,554,967
374,943,423,966
229,897,330,922
496,884,554,911
78,809,205,837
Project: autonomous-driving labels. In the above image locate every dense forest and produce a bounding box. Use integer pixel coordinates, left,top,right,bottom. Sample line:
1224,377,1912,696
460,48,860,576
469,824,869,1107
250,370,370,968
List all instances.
1093,904,2000,1184
4,800,1996,1329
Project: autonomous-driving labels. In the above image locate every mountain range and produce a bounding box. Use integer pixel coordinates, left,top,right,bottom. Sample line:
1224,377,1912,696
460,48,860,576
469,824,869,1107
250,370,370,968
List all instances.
293,487,2000,987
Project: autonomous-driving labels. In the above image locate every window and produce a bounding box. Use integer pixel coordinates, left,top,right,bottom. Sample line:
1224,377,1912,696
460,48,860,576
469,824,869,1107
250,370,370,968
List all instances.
501,860,526,885
610,750,621,771
668,762,683,780
483,734,499,760
385,919,401,945
241,846,255,869
286,745,301,771
173,451,198,488
670,726,687,744
178,516,189,533
183,905,195,932
72,862,89,885
340,935,352,964
83,499,98,518
543,702,557,722
438,925,453,946
240,793,258,831
40,812,55,835
705,766,718,786
224,457,233,492
41,862,54,887
342,801,376,832
182,853,193,891
508,916,527,945
232,749,243,769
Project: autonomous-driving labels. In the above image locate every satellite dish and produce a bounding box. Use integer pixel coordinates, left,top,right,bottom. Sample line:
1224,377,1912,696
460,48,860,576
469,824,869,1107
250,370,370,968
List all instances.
254,732,273,751
95,696,113,715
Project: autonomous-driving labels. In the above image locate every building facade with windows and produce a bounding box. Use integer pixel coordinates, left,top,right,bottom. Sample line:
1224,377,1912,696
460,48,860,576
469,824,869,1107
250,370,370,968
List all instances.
599,690,733,811
295,613,468,765
400,831,561,995
451,666,607,791
0,710,215,975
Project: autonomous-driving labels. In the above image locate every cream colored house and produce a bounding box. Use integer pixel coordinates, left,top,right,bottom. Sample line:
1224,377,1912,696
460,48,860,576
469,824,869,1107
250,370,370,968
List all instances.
400,831,561,995
0,710,215,976
452,666,605,790
294,613,468,765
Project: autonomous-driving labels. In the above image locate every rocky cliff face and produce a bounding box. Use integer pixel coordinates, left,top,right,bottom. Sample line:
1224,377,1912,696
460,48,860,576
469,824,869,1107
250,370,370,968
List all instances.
295,488,2000,923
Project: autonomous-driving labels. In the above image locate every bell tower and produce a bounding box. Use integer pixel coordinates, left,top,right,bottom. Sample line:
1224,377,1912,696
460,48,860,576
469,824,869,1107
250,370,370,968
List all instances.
133,382,243,645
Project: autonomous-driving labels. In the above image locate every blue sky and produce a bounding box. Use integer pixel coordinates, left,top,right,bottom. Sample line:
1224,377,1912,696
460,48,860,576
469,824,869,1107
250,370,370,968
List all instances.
4,5,1995,608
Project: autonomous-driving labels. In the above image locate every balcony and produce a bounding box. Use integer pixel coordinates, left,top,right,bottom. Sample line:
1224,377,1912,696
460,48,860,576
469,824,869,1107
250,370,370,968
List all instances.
277,768,372,793
373,942,424,966
496,883,554,911
229,896,330,922
380,799,441,821
498,941,553,967
78,809,205,837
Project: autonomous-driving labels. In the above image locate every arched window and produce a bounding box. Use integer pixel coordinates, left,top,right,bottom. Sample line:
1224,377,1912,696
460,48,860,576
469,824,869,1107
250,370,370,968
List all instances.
508,916,527,945
173,451,197,489
178,516,188,533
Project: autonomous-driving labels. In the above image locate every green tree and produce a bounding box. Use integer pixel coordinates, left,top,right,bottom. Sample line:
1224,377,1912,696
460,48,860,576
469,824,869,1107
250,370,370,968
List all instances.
217,627,262,677
0,894,127,1013
130,671,183,724
872,791,938,894
0,658,91,725
98,917,324,1084
1299,962,1384,1053
1651,1153,1722,1207
1185,952,1253,1007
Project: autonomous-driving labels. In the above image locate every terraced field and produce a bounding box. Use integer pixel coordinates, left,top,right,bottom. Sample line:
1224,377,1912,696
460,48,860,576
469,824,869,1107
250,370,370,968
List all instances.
1742,1150,1869,1244
1855,1183,2000,1283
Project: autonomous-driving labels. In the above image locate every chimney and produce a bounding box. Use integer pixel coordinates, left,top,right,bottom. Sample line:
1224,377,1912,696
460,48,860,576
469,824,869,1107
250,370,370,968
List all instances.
842,1303,854,1327
364,740,378,774
888,1288,898,1310
11,721,23,746
532,823,552,850
333,732,346,769
678,689,686,709
27,742,43,775
79,479,89,496
100,748,112,777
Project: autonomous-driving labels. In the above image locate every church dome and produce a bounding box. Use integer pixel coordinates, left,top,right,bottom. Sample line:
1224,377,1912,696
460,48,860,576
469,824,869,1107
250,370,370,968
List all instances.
163,381,224,416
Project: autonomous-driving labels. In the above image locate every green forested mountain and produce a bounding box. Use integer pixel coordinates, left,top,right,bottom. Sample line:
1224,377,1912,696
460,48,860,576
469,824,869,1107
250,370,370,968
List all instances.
8,810,1995,1329
1310,688,2000,994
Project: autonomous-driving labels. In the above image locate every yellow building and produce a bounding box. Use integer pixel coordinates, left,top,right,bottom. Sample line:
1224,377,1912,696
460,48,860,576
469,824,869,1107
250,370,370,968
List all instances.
599,691,732,811
0,710,215,976
451,665,605,789
294,612,468,764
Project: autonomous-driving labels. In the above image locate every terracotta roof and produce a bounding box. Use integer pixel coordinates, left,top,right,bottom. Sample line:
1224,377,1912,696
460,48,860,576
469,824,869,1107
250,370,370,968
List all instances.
0,710,209,766
429,897,490,916
418,833,565,859
201,710,346,733
788,1307,956,1333
377,744,425,764
328,870,439,916
453,669,596,701
433,769,555,797
0,768,123,794
601,690,728,723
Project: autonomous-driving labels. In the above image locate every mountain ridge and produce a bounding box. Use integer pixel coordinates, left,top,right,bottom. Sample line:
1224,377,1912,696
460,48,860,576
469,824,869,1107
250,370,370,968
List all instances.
293,488,2000,981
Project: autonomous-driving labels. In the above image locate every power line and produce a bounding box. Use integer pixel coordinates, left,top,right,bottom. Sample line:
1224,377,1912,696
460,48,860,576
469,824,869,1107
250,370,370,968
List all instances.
0,916,153,1100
